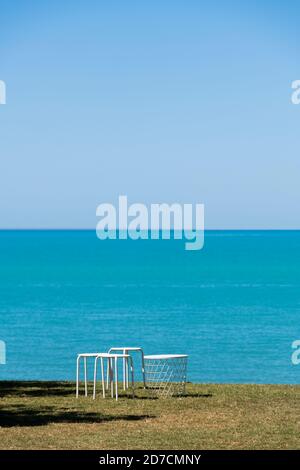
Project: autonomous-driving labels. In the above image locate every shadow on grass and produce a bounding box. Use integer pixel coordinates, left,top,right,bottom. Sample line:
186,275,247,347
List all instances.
0,381,75,398
0,382,212,399
126,392,213,400
0,381,157,427
0,382,151,398
0,404,155,428
182,393,213,398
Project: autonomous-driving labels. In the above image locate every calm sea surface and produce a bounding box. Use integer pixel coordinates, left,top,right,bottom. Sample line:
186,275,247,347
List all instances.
1,230,300,383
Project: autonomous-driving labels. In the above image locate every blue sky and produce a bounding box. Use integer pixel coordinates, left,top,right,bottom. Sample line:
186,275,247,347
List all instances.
0,0,299,229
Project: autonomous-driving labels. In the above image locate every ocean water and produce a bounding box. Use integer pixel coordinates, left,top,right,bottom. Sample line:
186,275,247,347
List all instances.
0,230,300,384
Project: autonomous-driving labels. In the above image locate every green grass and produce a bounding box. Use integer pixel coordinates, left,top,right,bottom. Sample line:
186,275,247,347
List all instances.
0,381,299,449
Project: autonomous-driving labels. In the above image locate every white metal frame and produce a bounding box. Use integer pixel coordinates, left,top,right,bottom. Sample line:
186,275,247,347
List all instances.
144,354,188,397
76,353,101,398
107,347,146,390
93,353,134,401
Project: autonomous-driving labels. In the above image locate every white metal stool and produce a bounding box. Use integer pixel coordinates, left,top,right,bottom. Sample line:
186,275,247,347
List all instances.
94,353,134,401
76,353,102,398
107,347,146,390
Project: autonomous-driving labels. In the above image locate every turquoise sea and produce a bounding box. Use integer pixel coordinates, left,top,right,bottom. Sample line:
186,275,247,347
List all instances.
1,230,300,384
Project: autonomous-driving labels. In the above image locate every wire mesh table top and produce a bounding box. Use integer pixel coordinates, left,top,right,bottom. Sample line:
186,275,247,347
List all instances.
109,347,143,351
144,354,188,360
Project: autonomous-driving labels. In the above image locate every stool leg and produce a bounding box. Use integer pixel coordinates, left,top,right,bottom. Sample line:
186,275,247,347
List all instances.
101,357,105,398
110,358,114,398
76,356,80,398
123,349,126,390
115,357,118,401
106,358,110,390
125,351,129,389
141,351,146,389
93,356,98,399
84,356,88,397
130,356,135,398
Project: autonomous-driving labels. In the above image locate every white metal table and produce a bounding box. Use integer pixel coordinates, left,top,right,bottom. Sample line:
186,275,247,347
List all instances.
108,347,146,390
144,354,188,397
76,353,101,398
93,353,134,401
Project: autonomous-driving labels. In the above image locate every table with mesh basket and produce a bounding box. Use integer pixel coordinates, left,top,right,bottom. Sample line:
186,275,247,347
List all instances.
144,354,188,397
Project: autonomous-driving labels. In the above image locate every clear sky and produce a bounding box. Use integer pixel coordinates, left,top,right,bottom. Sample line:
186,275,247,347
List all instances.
0,0,299,229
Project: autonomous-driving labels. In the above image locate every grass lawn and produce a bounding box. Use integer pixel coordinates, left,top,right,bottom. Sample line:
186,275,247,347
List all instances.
0,381,299,450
